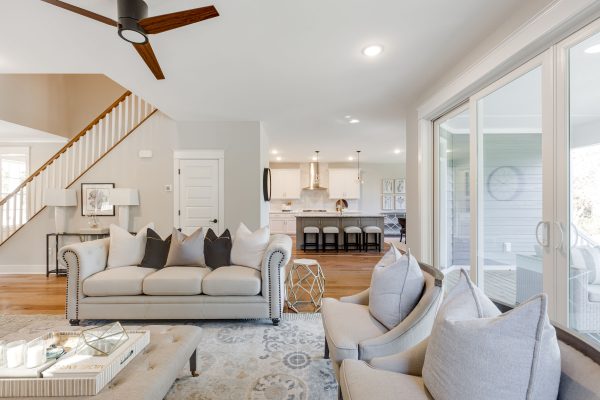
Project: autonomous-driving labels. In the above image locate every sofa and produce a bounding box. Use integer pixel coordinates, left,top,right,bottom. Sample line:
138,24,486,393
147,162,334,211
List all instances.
340,324,600,400
60,234,292,325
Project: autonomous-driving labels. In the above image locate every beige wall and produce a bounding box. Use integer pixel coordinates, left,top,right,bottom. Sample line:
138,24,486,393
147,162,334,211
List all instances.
0,74,125,139
0,112,265,273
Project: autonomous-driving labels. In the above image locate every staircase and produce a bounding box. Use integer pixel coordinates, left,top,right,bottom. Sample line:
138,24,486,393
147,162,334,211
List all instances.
0,91,156,245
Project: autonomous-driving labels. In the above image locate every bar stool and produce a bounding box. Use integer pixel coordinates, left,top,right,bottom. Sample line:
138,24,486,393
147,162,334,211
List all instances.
363,226,382,252
322,226,340,252
344,226,362,252
303,226,320,251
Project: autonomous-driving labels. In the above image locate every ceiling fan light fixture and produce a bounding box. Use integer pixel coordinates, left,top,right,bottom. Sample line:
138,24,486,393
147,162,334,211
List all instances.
118,18,148,44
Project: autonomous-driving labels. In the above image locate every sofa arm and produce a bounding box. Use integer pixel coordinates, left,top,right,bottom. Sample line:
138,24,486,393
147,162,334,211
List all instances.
261,234,293,320
340,288,370,305
59,238,109,321
369,338,428,376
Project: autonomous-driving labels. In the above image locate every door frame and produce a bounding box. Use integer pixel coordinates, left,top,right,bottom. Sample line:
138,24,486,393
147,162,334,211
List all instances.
173,150,225,234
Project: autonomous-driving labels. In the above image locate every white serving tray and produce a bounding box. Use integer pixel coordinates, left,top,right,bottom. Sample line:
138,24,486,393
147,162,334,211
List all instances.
0,330,149,397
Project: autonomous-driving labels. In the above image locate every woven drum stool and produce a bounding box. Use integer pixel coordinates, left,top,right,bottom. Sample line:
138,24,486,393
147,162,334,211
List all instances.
286,258,326,312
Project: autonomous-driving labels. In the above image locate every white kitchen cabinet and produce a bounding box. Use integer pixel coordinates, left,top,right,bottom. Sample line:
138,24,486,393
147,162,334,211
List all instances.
269,213,297,235
328,168,360,199
271,169,301,199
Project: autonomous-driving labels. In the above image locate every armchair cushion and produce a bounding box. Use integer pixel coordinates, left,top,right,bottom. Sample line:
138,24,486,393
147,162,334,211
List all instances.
369,247,424,329
142,266,210,295
202,265,261,296
321,298,388,362
82,266,155,296
423,270,561,400
340,360,432,400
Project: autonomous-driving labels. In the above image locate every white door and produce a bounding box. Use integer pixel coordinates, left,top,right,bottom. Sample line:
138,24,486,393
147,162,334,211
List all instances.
177,159,221,234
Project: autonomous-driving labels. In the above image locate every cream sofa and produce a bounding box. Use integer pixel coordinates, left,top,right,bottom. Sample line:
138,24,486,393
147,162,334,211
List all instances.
60,234,292,326
340,324,600,400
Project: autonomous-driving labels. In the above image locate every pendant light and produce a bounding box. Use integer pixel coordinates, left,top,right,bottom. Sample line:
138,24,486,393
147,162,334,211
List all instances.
356,150,363,184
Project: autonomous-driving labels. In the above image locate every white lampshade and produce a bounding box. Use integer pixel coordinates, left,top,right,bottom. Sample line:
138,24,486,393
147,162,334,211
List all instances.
43,189,77,207
108,188,139,206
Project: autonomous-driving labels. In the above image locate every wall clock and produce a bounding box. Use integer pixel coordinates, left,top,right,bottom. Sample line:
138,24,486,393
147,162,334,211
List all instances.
263,168,271,201
486,166,521,201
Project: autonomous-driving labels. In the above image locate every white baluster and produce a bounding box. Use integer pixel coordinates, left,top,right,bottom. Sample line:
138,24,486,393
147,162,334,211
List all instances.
11,195,17,233
111,109,117,147
137,95,142,125
124,96,131,134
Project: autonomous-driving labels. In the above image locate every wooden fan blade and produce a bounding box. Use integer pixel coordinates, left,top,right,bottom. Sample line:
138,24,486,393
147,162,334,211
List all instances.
140,6,219,34
133,41,165,80
40,0,117,27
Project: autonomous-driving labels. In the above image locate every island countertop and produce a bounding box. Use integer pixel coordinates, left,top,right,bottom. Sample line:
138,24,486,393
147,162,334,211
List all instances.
295,212,385,218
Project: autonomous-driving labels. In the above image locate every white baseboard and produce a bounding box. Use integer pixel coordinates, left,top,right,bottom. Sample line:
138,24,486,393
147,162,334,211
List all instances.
0,265,47,274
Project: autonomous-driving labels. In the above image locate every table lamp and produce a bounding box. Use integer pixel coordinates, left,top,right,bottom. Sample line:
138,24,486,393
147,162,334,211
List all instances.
43,189,77,233
108,188,139,231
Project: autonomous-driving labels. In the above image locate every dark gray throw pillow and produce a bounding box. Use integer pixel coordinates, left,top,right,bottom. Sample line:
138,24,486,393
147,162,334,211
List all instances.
204,229,232,268
140,228,172,269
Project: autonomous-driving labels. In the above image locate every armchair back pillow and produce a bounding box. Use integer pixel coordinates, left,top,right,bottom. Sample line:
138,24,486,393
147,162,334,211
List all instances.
230,223,270,270
107,223,154,268
368,247,425,330
422,270,561,400
165,227,205,267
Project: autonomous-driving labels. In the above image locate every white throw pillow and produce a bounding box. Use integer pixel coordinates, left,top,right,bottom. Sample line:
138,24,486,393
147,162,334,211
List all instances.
368,247,425,330
230,223,270,270
107,223,154,269
422,270,561,400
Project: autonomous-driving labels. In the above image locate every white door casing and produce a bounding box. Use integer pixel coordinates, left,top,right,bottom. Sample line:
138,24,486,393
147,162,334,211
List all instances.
174,150,224,235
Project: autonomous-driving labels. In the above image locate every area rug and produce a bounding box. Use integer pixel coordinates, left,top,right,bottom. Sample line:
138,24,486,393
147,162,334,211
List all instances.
0,314,338,400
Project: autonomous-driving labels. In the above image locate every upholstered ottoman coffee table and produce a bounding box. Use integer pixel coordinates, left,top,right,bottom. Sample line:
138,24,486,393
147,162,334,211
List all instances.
2,324,202,400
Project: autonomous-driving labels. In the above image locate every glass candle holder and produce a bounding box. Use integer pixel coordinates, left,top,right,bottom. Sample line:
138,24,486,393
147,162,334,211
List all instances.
6,340,26,368
25,338,47,368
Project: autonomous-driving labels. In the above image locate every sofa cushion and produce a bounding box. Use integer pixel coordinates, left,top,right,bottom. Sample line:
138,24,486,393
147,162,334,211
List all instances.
588,284,600,302
340,360,432,400
321,297,388,363
83,266,155,296
142,266,210,295
165,227,205,267
230,223,270,270
140,228,172,269
423,270,561,400
369,247,424,329
204,229,232,269
107,223,154,269
202,265,261,296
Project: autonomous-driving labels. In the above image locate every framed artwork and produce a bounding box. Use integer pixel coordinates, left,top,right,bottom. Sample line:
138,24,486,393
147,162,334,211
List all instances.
382,195,394,210
81,183,115,216
382,179,394,194
395,195,406,210
394,179,405,194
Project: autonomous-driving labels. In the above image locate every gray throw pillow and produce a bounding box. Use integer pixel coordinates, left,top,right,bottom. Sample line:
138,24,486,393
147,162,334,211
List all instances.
165,228,205,267
368,247,425,330
422,270,561,400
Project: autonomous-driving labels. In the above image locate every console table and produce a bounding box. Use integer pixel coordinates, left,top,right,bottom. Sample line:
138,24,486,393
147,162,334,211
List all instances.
46,231,109,277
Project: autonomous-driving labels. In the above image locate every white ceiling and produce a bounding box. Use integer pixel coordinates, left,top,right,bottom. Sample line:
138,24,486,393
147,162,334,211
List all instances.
0,0,553,162
0,120,67,143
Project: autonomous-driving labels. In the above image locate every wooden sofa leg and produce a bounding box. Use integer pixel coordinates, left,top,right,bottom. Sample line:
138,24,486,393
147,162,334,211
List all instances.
324,338,329,359
272,318,280,326
69,319,80,326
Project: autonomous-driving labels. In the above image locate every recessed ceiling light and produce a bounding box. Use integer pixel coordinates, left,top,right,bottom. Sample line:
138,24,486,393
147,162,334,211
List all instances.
348,156,354,161
276,156,282,161
345,115,352,119
362,44,384,57
394,149,401,154
349,119,360,124
271,149,278,155
585,44,600,54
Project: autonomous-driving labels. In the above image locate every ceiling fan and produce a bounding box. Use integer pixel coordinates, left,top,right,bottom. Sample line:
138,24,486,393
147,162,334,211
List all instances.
41,0,219,80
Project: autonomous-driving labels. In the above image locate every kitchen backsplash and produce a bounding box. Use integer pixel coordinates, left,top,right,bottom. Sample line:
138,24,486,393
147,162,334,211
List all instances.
270,190,359,212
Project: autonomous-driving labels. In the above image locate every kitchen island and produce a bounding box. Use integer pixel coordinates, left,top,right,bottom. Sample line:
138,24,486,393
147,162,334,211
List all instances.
295,212,385,250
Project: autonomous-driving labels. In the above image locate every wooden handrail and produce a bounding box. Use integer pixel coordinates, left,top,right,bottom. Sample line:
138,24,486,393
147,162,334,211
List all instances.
0,90,132,207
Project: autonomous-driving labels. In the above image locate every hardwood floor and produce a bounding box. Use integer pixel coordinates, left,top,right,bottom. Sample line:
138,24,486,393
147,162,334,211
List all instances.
0,236,386,315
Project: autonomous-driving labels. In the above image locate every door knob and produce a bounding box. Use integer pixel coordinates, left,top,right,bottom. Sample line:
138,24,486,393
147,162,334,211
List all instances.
210,219,218,223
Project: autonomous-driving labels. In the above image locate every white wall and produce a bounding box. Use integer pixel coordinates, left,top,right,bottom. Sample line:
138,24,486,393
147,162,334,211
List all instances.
0,113,266,273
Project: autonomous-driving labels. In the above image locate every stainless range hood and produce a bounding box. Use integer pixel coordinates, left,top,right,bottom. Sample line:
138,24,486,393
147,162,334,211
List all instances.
303,151,327,190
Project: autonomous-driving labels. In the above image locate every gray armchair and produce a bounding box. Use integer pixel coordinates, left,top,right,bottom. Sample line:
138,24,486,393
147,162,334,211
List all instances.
321,263,443,378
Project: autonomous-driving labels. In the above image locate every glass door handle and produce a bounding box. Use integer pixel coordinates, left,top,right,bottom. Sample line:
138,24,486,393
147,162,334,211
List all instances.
536,221,550,247
554,222,564,250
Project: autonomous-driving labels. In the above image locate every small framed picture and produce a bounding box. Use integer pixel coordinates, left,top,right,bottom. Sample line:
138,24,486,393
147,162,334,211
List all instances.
81,183,115,216
394,179,405,194
382,195,394,210
382,179,394,194
395,195,406,210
